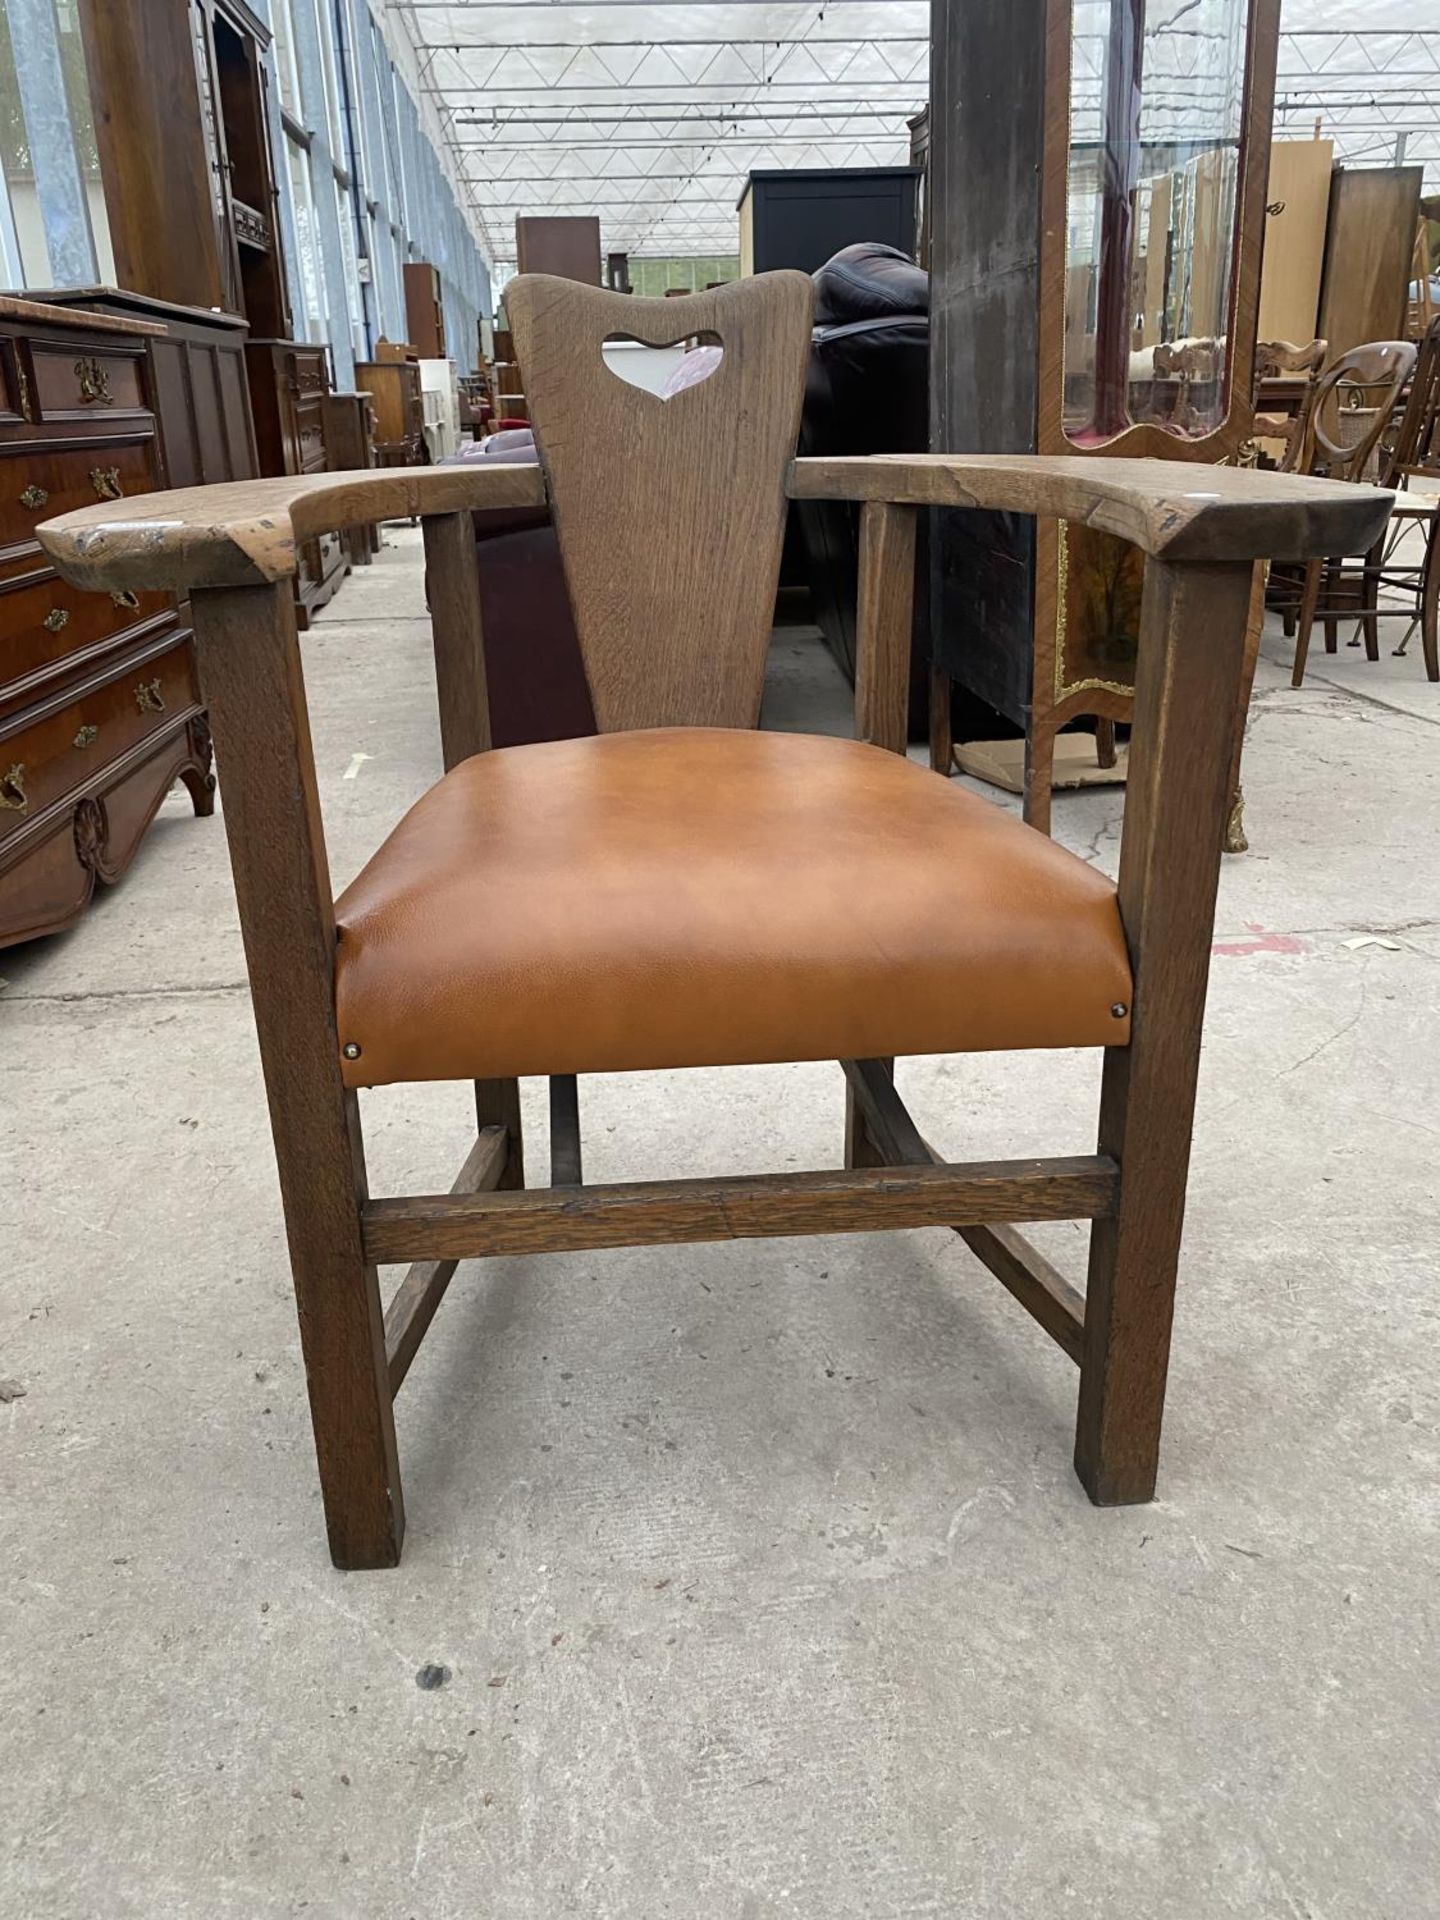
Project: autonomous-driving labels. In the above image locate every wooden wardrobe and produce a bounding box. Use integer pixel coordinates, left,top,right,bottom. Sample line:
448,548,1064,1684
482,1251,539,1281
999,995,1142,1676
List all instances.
929,0,1280,839
80,0,344,626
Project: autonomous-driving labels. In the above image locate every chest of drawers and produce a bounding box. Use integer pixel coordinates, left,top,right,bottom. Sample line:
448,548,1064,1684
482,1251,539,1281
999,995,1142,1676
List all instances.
354,360,425,466
245,339,348,628
0,297,213,950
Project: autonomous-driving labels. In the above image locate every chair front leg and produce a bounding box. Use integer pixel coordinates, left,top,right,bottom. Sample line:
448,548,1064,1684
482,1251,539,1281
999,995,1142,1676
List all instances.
1075,560,1252,1505
190,582,404,1569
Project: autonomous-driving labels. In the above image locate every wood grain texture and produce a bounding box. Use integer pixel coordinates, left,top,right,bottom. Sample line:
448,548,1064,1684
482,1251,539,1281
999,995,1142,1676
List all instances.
840,1058,1086,1364
0,292,165,336
504,272,813,729
1075,560,1255,1505
36,465,546,594
423,511,492,767
188,582,403,1568
1256,140,1334,347
384,1127,510,1396
854,503,916,755
789,455,1393,565
362,1157,1120,1266
475,1077,525,1192
1316,165,1424,366
77,0,228,314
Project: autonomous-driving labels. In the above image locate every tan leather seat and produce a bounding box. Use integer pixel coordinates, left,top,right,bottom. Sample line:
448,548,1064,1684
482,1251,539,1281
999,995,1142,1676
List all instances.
334,728,1133,1087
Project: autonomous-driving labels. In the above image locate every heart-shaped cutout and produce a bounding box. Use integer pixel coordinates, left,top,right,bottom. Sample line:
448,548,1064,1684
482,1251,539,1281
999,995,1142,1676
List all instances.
602,330,723,401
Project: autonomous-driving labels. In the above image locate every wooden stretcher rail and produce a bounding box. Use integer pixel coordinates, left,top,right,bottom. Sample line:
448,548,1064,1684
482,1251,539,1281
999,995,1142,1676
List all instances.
362,1155,1119,1267
383,1126,510,1395
841,1057,1087,1365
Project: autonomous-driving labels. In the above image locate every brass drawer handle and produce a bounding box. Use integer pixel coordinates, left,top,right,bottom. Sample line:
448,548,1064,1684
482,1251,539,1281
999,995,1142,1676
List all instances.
110,589,140,612
0,763,27,813
43,606,70,633
91,466,124,501
20,482,48,510
75,356,114,406
134,677,165,714
73,724,99,750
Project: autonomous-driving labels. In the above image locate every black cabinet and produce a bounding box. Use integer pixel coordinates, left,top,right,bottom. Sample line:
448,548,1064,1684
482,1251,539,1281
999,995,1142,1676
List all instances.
738,169,921,277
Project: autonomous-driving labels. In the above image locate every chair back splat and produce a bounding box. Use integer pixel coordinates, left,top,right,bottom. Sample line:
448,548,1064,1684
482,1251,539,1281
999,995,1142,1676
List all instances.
505,272,813,732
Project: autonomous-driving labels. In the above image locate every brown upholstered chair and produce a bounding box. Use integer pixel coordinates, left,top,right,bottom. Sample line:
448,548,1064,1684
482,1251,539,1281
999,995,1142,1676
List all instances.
38,273,1393,1569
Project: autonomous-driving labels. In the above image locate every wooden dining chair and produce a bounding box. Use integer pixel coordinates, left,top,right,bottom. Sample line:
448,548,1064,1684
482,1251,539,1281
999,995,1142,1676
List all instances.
1250,337,1328,472
1267,339,1416,685
38,273,1392,1570
1356,315,1440,681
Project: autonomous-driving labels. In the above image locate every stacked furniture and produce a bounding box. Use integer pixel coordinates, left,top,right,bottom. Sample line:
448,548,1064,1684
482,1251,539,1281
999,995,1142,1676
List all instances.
0,297,212,948
322,394,381,569
247,340,347,626
404,264,447,361
490,330,528,425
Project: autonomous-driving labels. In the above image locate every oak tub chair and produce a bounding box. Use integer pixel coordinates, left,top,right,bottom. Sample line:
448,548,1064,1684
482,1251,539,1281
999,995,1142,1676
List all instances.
38,273,1393,1569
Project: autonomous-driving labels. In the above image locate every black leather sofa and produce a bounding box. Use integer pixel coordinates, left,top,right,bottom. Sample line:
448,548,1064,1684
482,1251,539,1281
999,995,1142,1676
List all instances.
793,244,930,707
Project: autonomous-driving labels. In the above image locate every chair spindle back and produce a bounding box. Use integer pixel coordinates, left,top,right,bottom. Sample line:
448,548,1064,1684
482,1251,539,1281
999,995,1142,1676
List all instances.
1306,341,1417,483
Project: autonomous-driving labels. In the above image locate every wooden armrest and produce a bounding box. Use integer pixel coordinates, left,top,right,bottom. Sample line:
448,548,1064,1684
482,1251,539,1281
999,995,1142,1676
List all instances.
787,454,1393,563
37,464,547,593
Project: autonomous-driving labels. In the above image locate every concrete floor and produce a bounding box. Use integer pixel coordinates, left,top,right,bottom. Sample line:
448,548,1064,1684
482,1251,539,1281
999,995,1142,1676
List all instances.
3,527,1437,1918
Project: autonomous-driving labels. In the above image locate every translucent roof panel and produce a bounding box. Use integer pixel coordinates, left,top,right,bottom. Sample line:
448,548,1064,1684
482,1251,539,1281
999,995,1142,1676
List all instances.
383,0,1439,274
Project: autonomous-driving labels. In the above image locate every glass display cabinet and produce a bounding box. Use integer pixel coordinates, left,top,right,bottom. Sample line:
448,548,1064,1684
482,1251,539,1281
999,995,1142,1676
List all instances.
929,0,1280,841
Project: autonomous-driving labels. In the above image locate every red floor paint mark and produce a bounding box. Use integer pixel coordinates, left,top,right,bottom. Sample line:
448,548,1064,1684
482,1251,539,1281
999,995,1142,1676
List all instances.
1212,922,1309,958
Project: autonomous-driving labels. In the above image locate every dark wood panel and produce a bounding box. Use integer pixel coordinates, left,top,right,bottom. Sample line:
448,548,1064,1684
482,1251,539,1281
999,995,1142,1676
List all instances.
404,262,446,360
77,0,228,311
218,350,255,475
515,216,602,284
1317,166,1424,365
742,168,921,277
30,344,148,418
28,289,258,490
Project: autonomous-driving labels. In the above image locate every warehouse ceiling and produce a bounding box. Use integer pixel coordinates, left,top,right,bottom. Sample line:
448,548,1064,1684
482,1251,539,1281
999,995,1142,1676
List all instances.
383,0,1440,275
